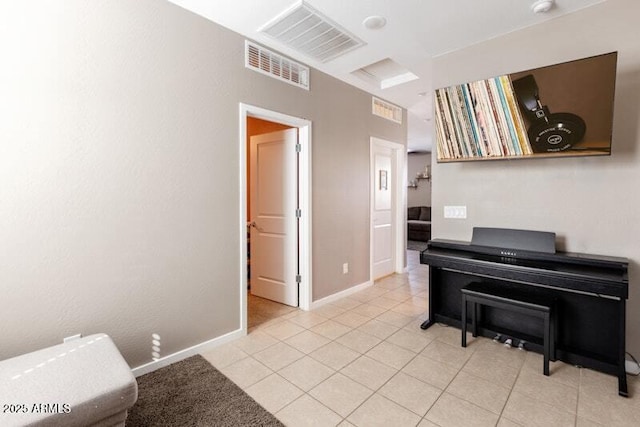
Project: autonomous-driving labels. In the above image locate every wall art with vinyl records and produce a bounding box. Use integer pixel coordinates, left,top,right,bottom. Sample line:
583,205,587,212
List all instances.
434,52,617,162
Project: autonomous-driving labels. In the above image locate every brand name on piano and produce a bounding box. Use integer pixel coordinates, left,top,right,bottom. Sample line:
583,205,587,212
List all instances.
500,250,517,257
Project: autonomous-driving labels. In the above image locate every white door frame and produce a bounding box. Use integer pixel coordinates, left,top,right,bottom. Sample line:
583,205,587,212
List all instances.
370,137,406,280
239,103,312,333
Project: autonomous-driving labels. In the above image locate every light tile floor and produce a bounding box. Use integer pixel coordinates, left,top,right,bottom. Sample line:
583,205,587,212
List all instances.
202,251,640,427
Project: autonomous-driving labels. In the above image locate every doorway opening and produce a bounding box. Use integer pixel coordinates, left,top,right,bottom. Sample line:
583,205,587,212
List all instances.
239,104,312,333
406,151,432,254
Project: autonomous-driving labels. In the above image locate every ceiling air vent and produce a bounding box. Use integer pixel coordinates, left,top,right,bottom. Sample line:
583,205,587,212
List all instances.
245,40,309,90
372,97,402,124
259,1,365,63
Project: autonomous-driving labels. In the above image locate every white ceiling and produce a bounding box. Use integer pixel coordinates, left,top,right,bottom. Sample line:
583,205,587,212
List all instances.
168,0,605,152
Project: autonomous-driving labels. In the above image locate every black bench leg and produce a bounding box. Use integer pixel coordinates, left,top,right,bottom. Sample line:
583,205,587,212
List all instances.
550,307,557,362
461,294,467,347
543,313,550,376
619,371,628,397
472,301,478,338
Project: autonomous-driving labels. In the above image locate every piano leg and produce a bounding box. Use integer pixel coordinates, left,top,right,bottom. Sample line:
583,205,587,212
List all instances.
420,319,435,330
461,293,467,347
618,375,628,397
421,267,436,331
618,299,628,397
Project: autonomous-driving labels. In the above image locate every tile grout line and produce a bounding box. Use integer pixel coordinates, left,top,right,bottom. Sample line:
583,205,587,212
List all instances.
248,305,344,424
417,328,489,425
325,279,434,422
494,345,525,426
245,268,430,425
283,279,424,424
337,324,461,424
574,367,582,427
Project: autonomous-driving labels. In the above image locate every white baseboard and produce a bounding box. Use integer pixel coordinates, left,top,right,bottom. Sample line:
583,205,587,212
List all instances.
131,328,245,377
131,279,372,376
310,280,373,310
626,359,640,375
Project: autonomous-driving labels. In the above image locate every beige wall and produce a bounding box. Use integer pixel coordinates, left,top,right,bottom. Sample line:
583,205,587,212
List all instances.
432,0,640,357
407,152,432,208
0,0,405,367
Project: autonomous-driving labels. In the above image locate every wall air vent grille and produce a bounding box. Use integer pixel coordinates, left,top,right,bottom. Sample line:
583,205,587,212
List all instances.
245,41,309,90
372,97,402,124
259,1,365,63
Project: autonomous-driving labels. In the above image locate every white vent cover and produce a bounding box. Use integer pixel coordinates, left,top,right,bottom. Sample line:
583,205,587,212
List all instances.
259,1,365,63
372,97,402,124
245,41,309,90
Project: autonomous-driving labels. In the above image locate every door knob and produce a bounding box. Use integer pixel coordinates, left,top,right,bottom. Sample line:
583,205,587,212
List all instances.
248,221,263,232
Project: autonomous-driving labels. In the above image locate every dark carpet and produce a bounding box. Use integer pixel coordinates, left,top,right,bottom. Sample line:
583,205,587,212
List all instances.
126,355,283,427
407,240,429,251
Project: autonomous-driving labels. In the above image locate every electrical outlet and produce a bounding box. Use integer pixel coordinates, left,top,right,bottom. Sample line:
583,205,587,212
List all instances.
63,334,82,343
342,263,349,274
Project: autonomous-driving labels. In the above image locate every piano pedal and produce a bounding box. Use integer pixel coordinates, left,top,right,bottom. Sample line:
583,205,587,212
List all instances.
517,340,527,351
503,338,513,348
493,334,502,343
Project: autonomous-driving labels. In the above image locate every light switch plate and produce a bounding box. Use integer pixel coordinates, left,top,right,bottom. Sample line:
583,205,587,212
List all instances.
444,206,467,219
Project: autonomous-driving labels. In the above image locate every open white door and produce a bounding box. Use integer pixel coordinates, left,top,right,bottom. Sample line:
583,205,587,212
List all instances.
249,128,298,307
371,143,395,279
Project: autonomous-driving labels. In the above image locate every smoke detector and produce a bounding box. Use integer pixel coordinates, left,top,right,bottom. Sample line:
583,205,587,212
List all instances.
531,0,554,13
362,16,386,30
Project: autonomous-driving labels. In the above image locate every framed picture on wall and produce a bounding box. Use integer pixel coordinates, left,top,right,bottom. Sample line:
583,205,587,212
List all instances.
434,52,617,162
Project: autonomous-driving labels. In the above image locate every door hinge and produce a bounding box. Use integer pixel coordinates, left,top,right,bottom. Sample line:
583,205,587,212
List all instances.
295,208,302,218
295,143,302,153
296,275,302,283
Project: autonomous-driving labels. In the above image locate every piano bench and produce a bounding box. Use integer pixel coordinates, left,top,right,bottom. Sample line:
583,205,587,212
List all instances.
461,281,557,376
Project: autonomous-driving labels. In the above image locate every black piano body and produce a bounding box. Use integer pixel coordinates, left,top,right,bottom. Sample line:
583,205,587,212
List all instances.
419,228,629,396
